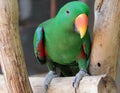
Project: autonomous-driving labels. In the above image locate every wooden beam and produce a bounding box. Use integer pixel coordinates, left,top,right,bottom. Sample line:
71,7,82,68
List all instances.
0,75,116,93
0,0,32,93
89,0,120,80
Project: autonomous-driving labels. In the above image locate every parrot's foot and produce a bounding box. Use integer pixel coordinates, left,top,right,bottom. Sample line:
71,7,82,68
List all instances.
43,71,57,93
73,69,89,92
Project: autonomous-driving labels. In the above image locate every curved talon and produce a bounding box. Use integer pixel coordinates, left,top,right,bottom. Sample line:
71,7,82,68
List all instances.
73,69,89,88
43,71,57,93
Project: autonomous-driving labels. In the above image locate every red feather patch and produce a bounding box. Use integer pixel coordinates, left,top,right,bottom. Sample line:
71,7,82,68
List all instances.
37,38,47,58
78,44,87,59
80,49,86,59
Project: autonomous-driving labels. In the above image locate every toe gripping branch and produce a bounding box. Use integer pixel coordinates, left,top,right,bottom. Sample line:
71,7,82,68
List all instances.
73,69,89,93
43,71,57,93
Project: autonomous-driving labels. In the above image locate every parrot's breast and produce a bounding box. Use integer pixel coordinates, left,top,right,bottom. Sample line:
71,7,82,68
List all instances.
45,28,82,65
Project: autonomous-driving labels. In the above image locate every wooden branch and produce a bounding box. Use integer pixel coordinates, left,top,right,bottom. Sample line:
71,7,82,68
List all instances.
0,75,116,93
0,0,32,93
89,0,120,80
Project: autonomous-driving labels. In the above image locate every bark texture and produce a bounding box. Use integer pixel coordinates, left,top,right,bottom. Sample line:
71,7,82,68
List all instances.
0,0,32,93
89,0,120,80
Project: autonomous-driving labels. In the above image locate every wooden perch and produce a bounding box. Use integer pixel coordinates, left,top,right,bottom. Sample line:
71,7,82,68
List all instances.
0,75,116,93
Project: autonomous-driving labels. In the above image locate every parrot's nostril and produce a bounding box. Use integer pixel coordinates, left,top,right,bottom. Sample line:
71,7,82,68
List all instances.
97,63,101,67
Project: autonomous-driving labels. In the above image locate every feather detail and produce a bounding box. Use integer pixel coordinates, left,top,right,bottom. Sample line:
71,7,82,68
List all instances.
34,26,47,64
77,44,87,59
37,28,47,64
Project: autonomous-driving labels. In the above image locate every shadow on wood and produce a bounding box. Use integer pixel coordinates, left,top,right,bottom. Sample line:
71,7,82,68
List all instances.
0,74,116,93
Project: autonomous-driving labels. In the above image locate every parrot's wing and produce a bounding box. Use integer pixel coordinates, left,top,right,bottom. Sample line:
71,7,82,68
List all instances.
82,31,91,58
82,31,91,67
33,26,47,64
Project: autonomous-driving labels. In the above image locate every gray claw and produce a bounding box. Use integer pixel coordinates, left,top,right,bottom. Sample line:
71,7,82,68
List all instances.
43,71,57,93
73,69,89,89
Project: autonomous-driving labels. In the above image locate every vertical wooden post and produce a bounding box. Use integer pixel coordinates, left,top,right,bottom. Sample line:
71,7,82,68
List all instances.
0,0,33,93
89,0,120,80
50,0,56,18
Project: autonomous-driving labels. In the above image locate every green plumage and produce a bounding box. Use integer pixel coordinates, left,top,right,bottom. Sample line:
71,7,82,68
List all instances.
34,1,91,76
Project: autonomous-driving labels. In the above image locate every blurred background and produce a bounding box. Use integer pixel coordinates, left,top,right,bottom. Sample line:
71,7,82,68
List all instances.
19,0,120,92
18,0,94,76
0,0,120,92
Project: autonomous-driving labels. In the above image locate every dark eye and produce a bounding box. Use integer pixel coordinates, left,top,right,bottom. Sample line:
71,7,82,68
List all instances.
66,10,70,14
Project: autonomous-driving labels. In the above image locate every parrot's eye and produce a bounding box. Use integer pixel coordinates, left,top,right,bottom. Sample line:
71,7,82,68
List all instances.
66,10,70,14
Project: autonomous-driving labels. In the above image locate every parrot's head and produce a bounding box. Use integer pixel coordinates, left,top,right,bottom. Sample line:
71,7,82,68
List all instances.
55,1,89,39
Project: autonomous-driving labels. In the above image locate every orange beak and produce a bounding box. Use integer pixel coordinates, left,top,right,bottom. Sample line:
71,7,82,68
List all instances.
75,14,88,38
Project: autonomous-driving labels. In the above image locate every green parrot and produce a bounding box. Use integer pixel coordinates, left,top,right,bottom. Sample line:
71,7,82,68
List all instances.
33,1,91,93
